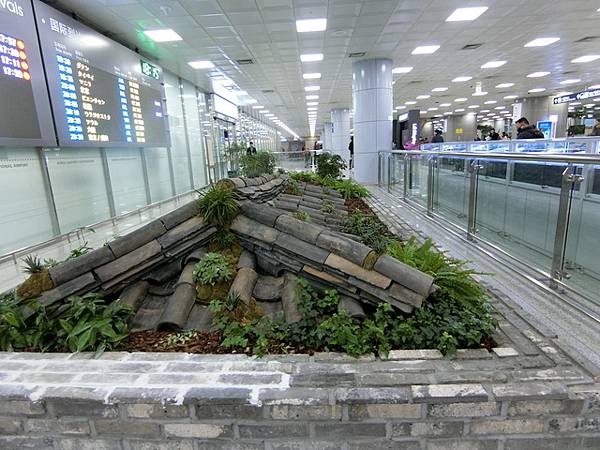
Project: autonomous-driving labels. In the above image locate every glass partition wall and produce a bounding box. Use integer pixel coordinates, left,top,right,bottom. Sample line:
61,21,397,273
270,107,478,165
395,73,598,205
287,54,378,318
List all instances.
386,138,600,302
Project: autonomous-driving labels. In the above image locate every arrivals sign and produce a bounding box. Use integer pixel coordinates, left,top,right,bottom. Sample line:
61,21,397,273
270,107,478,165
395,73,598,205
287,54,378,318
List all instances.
553,89,600,104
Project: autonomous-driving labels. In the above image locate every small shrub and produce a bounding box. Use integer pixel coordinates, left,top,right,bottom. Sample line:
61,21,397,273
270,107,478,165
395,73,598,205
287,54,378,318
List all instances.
198,184,239,227
21,255,44,274
66,242,93,260
322,200,336,214
240,152,276,177
163,330,199,349
292,211,311,222
332,179,370,200
341,212,390,249
193,253,233,286
315,153,346,179
290,171,321,184
284,178,302,196
210,229,237,250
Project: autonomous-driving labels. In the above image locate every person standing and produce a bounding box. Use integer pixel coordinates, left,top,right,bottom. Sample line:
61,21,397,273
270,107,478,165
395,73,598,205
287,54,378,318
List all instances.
246,141,257,155
590,119,600,136
431,129,444,143
515,117,544,139
348,136,354,168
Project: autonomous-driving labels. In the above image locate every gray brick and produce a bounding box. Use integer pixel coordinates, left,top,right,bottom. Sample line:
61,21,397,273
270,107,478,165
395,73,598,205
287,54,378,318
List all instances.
0,400,45,416
491,382,568,401
291,372,356,387
348,404,422,419
453,349,493,359
49,246,114,285
128,440,193,450
0,436,55,450
507,399,584,416
548,416,600,433
56,438,124,450
36,272,97,310
195,403,263,420
12,372,77,384
410,421,463,437
0,417,22,434
238,423,308,439
426,440,499,450
27,417,90,435
269,442,344,450
108,220,167,257
41,385,112,401
184,387,251,405
412,383,488,403
258,388,329,406
428,402,499,418
95,240,162,282
335,387,410,404
271,405,342,420
49,400,119,418
470,418,545,434
218,373,282,385
125,404,189,418
349,441,420,450
385,349,443,360
95,420,160,437
314,423,387,439
196,443,263,450
504,438,588,450
109,387,183,404
164,423,232,438
158,216,207,248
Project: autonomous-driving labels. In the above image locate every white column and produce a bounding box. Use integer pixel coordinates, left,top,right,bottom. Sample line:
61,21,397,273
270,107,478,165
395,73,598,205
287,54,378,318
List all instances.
331,108,351,161
322,122,333,152
352,58,393,184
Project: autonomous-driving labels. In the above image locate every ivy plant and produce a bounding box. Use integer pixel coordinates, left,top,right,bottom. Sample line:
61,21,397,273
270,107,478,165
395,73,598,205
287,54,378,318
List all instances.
193,253,233,286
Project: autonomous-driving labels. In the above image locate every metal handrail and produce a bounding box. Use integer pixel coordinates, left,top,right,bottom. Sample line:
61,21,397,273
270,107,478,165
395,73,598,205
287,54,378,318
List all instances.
388,150,600,165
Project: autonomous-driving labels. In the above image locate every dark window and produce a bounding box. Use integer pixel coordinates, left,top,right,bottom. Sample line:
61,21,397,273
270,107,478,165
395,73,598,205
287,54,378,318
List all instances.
482,161,507,180
513,163,574,189
590,168,600,195
438,157,465,172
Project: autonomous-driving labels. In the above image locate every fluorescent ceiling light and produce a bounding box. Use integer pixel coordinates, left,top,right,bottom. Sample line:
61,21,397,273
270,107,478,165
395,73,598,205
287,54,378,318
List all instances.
472,91,488,96
480,109,490,113
412,45,440,55
443,112,452,115
455,108,465,112
307,107,318,111
405,101,417,105
504,95,518,99
454,97,467,102
252,105,264,109
527,71,550,78
296,18,327,33
589,84,600,89
306,95,319,100
264,113,275,117
440,103,452,107
427,107,438,111
306,102,319,106
188,60,214,69
556,91,573,96
259,110,269,114
528,88,546,93
144,29,183,42
560,79,581,85
524,37,560,47
395,106,406,109
484,100,497,104
303,73,321,79
496,83,515,88
468,105,479,109
416,95,431,99
300,53,324,62
446,7,488,22
305,86,320,91
432,87,448,92
392,66,413,74
481,61,506,69
452,76,472,82
572,55,600,63
494,106,506,110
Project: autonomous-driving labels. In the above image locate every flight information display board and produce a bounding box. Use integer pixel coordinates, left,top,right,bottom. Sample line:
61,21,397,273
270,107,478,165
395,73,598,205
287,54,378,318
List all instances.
0,0,56,146
33,0,169,147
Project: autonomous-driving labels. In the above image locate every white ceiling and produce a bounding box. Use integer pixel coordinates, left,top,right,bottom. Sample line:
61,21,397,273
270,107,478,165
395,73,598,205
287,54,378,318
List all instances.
47,0,600,137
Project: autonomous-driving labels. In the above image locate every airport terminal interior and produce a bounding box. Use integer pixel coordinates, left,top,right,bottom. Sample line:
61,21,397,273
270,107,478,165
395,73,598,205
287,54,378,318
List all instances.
1,1,600,449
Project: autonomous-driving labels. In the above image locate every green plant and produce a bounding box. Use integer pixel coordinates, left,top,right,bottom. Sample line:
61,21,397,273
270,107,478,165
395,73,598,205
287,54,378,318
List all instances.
198,184,239,227
292,211,311,222
21,255,45,274
321,200,336,214
341,212,390,250
163,330,199,349
284,179,302,196
315,153,346,179
210,229,237,250
193,253,233,286
290,171,321,185
240,152,277,177
66,242,92,260
332,179,370,200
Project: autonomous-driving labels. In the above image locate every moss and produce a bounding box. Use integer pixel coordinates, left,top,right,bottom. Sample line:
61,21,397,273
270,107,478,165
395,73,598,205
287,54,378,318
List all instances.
16,270,54,299
195,245,242,303
230,298,263,325
363,250,379,271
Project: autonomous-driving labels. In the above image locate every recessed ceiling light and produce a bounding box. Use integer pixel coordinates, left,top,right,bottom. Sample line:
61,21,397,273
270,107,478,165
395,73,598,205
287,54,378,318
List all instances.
405,101,417,105
455,108,465,112
480,109,490,113
560,79,581,85
496,83,515,88
306,102,319,106
481,61,506,69
412,45,440,55
452,76,472,82
589,84,600,89
529,88,546,93
264,113,275,117
504,95,518,99
446,7,488,22
572,55,600,63
305,86,320,91
472,91,488,96
494,106,506,110
432,87,448,92
143,29,183,42
527,71,550,78
296,18,327,33
468,105,479,109
454,98,467,102
427,107,439,111
556,91,573,96
443,112,452,115
440,103,452,107
306,95,319,100
416,95,431,99
188,60,215,69
395,106,406,109
252,105,264,109
392,66,413,74
524,37,560,47
303,73,321,79
259,110,269,114
484,100,497,104
307,108,318,111
300,53,324,62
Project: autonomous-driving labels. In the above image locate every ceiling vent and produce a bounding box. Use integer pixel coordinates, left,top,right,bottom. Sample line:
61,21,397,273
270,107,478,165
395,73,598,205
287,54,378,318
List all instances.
408,80,422,84
236,58,254,65
348,52,366,58
575,36,599,43
461,43,483,50
262,89,275,93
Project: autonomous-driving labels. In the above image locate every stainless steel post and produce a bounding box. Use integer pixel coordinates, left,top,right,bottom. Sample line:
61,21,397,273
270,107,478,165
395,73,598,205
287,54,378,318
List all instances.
378,153,382,187
426,156,435,215
403,154,409,201
387,154,392,193
467,159,481,241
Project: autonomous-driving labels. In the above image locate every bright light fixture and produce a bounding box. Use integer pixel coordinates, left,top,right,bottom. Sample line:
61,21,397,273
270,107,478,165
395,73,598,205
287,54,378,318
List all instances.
296,18,327,33
484,100,497,104
440,103,452,107
496,83,515,88
427,107,439,111
416,95,431,99
454,98,467,102
306,102,319,106
572,55,600,63
468,105,479,109
259,110,270,114
432,87,448,92
392,66,413,74
307,107,318,111
252,105,264,109
188,60,215,69
527,71,550,78
529,88,546,93
306,95,319,100
412,45,440,55
589,84,600,89
481,61,506,69
303,73,321,79
300,53,324,62
504,95,518,99
446,7,488,22
395,106,406,109
560,79,581,85
472,91,488,96
452,76,472,82
144,29,183,42
405,101,417,105
304,86,320,91
524,37,560,47
455,108,465,112
480,109,490,113
494,106,506,110
264,113,275,117
443,112,452,115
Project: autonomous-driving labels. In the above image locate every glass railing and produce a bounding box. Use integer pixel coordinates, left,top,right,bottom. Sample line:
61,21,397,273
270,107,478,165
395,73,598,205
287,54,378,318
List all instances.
384,138,600,302
271,151,319,173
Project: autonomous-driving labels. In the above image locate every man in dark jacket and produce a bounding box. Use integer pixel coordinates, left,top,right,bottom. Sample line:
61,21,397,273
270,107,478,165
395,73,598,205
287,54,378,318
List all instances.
515,117,544,139
246,141,257,155
432,129,444,143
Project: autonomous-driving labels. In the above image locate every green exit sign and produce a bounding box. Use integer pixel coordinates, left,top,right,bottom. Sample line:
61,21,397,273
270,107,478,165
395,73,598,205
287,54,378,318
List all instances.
141,60,160,80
